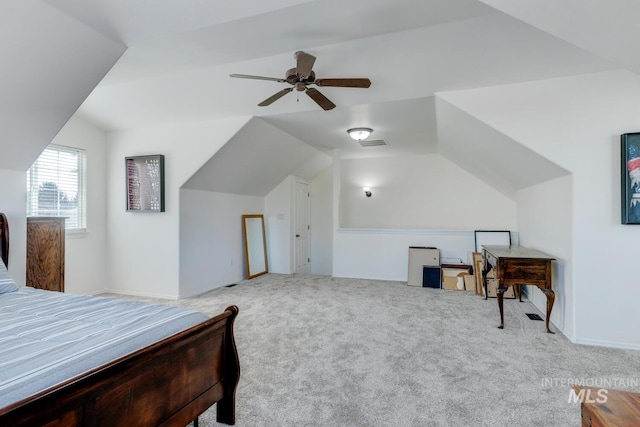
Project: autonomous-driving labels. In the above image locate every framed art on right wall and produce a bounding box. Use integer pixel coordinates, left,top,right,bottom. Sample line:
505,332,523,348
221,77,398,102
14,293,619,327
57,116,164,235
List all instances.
621,133,640,224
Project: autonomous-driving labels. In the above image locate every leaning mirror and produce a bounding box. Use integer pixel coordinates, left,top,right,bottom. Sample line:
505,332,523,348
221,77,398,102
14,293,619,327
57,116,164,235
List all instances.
242,214,268,279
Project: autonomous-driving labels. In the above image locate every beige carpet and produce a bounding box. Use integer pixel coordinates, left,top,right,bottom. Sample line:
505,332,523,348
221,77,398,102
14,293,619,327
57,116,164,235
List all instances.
108,274,640,426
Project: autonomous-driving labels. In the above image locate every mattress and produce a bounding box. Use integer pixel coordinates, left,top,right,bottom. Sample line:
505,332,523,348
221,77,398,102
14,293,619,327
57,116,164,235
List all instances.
0,287,208,409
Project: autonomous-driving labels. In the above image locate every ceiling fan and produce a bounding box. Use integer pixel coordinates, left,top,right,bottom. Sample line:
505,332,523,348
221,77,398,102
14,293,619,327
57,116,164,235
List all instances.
230,51,371,111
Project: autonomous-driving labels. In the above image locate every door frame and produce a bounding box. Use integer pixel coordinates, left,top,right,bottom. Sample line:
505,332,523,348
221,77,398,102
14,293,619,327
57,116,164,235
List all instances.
294,179,311,273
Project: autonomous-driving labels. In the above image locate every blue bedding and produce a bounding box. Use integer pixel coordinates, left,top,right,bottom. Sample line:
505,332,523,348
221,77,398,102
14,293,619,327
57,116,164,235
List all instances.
0,287,208,408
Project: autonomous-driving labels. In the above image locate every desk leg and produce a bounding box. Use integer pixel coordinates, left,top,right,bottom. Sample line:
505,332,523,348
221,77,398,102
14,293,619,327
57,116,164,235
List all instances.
482,267,489,300
496,285,507,329
540,288,555,334
515,284,523,302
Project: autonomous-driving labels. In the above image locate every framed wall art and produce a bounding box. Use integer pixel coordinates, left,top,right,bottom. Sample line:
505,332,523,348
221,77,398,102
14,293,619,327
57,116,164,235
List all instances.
621,133,640,224
474,230,511,252
125,155,165,212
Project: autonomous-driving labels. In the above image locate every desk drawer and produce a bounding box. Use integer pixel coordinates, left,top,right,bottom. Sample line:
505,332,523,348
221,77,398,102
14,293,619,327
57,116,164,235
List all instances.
498,258,550,286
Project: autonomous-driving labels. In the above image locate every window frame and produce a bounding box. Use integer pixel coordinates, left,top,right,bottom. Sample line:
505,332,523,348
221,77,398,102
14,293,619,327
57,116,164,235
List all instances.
26,144,87,233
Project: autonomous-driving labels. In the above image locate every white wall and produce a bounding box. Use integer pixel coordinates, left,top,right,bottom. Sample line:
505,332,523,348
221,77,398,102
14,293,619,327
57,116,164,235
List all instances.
439,70,640,349
106,116,251,299
339,154,517,229
334,229,478,281
180,171,328,290
0,169,27,285
310,167,333,275
265,176,294,274
50,117,108,294
517,175,573,338
332,154,518,280
179,189,262,297
1,116,108,294
264,172,334,275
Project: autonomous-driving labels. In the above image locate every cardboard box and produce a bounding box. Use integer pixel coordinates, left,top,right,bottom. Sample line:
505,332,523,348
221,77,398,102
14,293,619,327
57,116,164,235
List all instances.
443,273,466,290
441,264,472,290
484,268,515,298
463,274,475,291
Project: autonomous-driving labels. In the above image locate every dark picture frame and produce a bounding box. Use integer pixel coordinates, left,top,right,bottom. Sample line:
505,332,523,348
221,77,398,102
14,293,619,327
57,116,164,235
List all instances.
474,230,511,252
621,133,640,224
125,155,165,212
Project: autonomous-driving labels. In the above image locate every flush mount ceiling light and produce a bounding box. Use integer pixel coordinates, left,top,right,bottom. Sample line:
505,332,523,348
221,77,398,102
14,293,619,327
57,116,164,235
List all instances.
347,127,373,141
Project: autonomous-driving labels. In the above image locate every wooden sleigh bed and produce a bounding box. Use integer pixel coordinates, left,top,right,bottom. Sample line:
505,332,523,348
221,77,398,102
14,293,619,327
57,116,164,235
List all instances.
0,213,240,426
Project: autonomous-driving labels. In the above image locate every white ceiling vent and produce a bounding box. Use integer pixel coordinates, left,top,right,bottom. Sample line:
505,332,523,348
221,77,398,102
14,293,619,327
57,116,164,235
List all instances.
358,139,387,147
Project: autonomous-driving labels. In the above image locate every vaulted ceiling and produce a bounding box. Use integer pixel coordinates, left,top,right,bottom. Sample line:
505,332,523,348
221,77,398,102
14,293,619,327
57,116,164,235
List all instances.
3,0,640,198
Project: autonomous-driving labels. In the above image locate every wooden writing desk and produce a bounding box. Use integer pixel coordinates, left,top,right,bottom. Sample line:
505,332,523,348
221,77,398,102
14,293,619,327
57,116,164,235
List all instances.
573,385,640,426
482,245,555,333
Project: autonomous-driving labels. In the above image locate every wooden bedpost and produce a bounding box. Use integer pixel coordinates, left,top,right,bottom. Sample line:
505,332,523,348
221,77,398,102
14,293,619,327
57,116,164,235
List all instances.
0,213,8,267
217,305,240,425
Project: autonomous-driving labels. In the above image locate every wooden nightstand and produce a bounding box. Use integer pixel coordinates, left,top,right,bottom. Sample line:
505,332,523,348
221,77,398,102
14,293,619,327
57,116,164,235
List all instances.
573,385,640,426
26,217,65,292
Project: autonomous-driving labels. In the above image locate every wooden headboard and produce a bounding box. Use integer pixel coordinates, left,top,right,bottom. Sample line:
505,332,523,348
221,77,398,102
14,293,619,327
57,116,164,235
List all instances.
0,213,8,267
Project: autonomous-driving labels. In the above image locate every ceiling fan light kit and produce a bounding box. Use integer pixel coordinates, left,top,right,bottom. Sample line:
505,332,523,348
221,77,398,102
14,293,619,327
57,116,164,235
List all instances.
347,127,373,141
230,51,371,111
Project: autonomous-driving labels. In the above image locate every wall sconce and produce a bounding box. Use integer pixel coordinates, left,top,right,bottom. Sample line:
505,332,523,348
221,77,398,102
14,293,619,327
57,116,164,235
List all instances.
347,127,373,141
363,187,372,197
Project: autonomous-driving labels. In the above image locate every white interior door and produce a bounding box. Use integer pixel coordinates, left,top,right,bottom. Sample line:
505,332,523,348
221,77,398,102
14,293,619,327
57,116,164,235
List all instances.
295,181,310,273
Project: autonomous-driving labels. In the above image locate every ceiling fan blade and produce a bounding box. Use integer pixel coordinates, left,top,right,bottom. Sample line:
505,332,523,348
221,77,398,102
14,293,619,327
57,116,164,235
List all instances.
306,88,336,111
295,51,316,79
230,73,286,83
315,78,371,88
258,87,293,106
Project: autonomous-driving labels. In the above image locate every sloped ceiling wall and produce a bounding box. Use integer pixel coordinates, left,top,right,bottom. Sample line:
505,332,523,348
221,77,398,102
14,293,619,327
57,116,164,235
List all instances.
41,0,314,46
0,0,125,171
182,117,331,196
1,0,629,200
435,95,569,199
480,0,639,73
182,91,571,200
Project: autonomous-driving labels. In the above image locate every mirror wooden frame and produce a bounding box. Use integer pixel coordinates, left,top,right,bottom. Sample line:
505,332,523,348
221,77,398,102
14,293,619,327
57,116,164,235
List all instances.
242,214,268,279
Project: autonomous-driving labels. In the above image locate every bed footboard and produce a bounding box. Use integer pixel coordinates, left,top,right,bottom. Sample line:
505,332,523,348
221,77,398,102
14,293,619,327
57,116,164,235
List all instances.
0,305,240,426
216,305,241,425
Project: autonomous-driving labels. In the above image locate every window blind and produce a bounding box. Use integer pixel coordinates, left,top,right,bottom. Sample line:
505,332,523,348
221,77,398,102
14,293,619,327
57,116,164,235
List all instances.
26,145,87,231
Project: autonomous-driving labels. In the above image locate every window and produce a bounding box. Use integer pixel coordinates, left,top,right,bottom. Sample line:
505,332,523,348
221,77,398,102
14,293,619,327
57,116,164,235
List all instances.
26,145,87,231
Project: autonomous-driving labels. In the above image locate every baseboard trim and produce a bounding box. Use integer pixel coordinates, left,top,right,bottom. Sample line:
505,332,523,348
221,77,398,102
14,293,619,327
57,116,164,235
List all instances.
574,337,640,351
104,288,179,300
